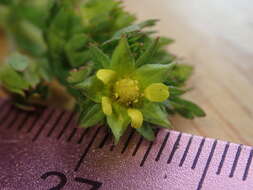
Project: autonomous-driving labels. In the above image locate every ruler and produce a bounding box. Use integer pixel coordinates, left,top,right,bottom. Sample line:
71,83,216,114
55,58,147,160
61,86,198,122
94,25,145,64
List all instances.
0,99,252,190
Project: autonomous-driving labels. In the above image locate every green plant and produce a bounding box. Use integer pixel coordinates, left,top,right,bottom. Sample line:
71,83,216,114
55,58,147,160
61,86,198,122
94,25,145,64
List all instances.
0,0,205,143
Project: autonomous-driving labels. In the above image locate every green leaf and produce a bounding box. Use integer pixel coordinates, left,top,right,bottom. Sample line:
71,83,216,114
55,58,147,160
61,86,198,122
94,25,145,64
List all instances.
138,19,159,28
24,69,40,88
169,86,189,97
136,123,155,141
134,63,176,88
111,36,135,75
136,38,160,67
0,65,29,95
158,37,174,47
79,104,105,128
37,59,53,82
65,34,90,67
67,67,92,84
74,76,104,103
107,103,130,144
103,19,157,44
141,102,171,128
7,52,30,72
170,97,206,118
90,45,111,68
168,64,193,86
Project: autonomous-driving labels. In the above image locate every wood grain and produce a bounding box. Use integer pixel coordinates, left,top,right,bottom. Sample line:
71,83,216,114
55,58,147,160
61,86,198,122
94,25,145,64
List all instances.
0,0,252,145
124,0,253,145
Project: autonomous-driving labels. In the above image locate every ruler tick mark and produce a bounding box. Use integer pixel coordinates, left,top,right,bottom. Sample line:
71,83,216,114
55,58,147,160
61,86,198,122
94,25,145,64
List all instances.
32,109,55,142
67,128,77,142
26,113,41,133
47,111,65,137
75,127,101,172
132,136,143,156
57,112,75,140
140,130,159,167
77,128,90,144
192,138,206,169
0,105,13,126
6,110,19,129
216,142,230,175
243,148,253,181
179,135,193,167
98,131,110,149
110,144,115,151
167,133,182,164
156,132,170,162
121,129,135,154
17,113,30,131
197,140,217,190
229,144,243,178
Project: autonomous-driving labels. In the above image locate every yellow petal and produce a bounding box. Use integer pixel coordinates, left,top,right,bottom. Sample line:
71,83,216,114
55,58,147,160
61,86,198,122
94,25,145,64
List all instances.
144,83,169,102
96,69,116,84
102,96,112,115
128,109,143,128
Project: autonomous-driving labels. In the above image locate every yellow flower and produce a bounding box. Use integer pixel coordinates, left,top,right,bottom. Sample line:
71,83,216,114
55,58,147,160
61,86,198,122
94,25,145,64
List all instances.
97,69,170,129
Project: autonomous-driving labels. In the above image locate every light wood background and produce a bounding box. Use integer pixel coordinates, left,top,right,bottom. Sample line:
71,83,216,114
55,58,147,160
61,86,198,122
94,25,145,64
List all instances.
0,0,253,145
124,0,253,146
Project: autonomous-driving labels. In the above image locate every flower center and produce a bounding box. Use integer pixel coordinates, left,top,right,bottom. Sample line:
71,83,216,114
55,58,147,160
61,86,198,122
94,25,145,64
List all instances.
113,78,140,106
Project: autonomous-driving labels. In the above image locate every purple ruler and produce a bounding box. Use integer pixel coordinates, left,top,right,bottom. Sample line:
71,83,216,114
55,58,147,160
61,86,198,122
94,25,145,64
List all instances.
0,98,253,190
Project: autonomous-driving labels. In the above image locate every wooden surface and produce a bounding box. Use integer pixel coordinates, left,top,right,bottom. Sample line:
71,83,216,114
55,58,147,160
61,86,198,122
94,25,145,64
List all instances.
0,0,253,145
124,0,253,145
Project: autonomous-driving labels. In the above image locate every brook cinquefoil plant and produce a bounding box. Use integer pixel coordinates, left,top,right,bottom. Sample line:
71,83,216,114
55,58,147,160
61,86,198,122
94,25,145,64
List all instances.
73,37,175,142
0,0,205,143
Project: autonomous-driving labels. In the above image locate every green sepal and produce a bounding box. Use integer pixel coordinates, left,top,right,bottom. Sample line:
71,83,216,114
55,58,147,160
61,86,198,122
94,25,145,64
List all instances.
111,36,135,75
134,63,176,88
169,97,206,119
136,38,160,67
7,52,30,72
107,104,130,144
90,45,111,68
141,102,171,128
79,104,105,128
74,76,104,103
136,123,155,141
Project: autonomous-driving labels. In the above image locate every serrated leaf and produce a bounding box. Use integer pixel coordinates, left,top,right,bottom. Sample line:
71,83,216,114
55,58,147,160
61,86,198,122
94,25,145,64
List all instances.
90,45,111,68
134,63,176,88
136,123,155,141
170,97,206,118
107,103,130,144
136,38,160,67
111,36,135,75
79,104,105,128
168,64,193,86
141,102,171,128
7,52,30,72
